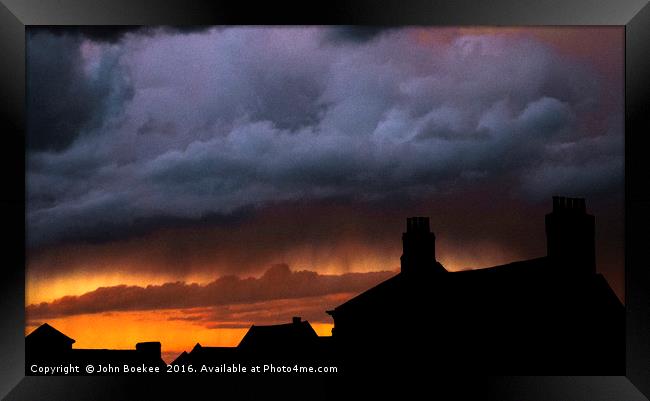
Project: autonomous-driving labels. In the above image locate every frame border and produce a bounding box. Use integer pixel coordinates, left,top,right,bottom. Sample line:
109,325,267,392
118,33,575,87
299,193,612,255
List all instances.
1,0,648,399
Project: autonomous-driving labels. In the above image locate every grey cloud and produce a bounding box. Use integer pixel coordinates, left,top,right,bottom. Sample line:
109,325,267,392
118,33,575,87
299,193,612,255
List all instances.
27,31,134,151
137,117,178,136
30,26,218,44
323,26,396,44
26,28,622,248
520,122,624,199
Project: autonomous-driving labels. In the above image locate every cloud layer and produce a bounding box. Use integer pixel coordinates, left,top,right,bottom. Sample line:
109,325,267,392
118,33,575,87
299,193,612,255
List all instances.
166,294,352,329
26,27,623,250
26,264,395,319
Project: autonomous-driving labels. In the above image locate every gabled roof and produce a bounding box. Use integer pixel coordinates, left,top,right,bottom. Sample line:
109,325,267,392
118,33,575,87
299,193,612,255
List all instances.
455,256,549,276
238,320,318,350
327,272,403,316
174,343,240,365
328,258,552,316
171,351,189,365
189,344,238,356
328,260,449,315
26,323,75,345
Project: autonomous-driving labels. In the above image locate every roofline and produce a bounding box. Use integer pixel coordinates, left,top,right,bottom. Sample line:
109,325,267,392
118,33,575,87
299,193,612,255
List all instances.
330,272,403,311
26,323,76,343
454,256,548,273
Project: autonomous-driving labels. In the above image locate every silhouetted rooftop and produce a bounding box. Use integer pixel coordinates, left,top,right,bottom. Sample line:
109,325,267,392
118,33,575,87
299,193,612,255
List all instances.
327,256,614,317
238,318,318,350
26,323,75,345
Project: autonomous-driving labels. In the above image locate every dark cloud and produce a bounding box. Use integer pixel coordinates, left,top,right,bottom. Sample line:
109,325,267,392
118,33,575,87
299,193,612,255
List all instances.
26,264,395,319
26,192,624,300
25,27,623,272
26,206,254,249
29,26,217,44
323,26,396,44
137,117,178,136
26,32,134,151
26,26,220,151
29,26,141,43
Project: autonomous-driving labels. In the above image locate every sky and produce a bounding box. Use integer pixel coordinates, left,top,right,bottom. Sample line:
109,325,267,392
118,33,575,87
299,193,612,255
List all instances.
25,26,623,362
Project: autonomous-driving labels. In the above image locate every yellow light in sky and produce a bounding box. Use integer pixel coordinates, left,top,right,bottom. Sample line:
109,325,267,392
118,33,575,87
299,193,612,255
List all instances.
26,252,402,305
26,270,216,305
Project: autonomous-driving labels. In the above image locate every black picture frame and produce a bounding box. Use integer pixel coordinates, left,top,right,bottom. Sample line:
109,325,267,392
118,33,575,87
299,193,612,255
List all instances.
1,0,649,399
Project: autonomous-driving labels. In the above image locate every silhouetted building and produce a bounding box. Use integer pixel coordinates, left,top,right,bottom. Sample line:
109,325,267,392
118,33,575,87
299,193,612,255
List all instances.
172,343,240,367
400,216,446,275
25,323,75,363
327,196,624,374
238,317,318,355
25,324,166,375
173,317,330,367
170,350,190,366
28,196,624,375
546,195,596,274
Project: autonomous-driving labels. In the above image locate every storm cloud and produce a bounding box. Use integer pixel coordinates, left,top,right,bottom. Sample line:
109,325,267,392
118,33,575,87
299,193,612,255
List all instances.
26,27,623,252
26,31,133,151
29,25,217,44
323,26,395,44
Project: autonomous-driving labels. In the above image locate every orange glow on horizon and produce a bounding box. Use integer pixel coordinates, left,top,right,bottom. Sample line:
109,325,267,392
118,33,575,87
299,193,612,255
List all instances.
25,310,335,364
26,240,527,306
26,270,217,305
24,245,563,364
26,251,522,306
26,253,403,305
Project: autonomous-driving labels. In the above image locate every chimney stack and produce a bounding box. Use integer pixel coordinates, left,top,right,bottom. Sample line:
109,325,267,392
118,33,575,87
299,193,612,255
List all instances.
136,342,162,359
401,217,443,274
545,196,595,274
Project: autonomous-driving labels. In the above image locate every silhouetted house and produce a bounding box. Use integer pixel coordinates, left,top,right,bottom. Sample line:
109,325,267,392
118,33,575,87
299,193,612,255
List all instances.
171,350,190,366
173,343,240,366
67,341,167,371
173,317,328,366
25,323,75,361
327,196,624,374
238,317,320,359
26,324,166,374
28,196,623,376
545,196,595,273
